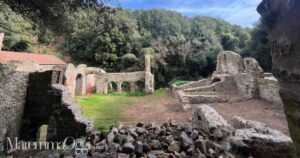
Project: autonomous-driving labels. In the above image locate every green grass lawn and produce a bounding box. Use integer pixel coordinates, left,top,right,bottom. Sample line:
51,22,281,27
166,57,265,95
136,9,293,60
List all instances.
77,89,167,130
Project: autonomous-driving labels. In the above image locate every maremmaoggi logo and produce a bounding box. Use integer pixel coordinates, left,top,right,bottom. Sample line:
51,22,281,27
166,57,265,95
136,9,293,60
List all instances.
5,137,90,157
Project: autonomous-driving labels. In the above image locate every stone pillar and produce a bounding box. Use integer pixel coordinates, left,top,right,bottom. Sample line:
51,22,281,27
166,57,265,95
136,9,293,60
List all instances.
144,53,154,94
103,83,108,94
130,82,136,93
0,33,4,51
117,82,122,93
258,0,300,156
145,53,151,73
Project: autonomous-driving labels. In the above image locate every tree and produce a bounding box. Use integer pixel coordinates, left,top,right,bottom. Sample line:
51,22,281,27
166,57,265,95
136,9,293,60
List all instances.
0,1,37,51
3,0,108,34
242,21,271,71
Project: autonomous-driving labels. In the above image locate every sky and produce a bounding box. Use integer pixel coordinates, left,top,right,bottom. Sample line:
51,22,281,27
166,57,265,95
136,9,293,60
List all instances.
110,0,262,28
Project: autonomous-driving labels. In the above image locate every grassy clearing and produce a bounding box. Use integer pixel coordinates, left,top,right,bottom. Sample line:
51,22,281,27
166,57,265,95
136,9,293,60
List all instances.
77,88,167,130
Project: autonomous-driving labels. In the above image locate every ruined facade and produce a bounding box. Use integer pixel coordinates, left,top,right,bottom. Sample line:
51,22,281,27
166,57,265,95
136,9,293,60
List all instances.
0,61,93,150
257,0,300,156
65,53,154,96
172,51,282,110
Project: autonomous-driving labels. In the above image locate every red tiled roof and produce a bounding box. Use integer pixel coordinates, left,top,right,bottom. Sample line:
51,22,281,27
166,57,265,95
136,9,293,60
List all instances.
0,51,66,65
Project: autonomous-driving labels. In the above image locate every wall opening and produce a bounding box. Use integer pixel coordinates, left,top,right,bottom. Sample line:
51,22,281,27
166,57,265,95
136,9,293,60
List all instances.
75,74,83,96
108,82,117,92
212,77,221,83
87,74,96,93
121,82,131,92
136,81,145,92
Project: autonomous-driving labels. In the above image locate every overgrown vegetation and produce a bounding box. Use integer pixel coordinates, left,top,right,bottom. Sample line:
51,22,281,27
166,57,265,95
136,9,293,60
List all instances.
77,89,167,130
1,1,271,88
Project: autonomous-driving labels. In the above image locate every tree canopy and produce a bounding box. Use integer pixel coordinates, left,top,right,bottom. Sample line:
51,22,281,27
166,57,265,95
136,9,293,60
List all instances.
0,3,271,88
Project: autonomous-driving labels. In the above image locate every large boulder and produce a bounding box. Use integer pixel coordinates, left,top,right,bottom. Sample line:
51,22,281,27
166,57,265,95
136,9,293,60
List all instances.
192,105,233,140
232,117,293,158
257,0,300,156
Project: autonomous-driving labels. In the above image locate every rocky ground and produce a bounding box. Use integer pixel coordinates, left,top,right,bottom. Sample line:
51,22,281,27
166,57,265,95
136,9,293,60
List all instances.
8,105,292,158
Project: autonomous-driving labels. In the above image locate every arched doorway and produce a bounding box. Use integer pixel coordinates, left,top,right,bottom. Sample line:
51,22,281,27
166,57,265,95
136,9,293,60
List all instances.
108,82,118,93
75,74,83,96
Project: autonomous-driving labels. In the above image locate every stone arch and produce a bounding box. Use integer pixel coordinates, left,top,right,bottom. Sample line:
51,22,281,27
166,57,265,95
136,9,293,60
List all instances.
75,74,83,96
108,81,118,92
65,64,87,96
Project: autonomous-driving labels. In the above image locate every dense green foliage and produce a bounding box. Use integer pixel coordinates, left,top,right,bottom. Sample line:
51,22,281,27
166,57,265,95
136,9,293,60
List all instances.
242,21,272,71
1,2,271,88
63,9,255,87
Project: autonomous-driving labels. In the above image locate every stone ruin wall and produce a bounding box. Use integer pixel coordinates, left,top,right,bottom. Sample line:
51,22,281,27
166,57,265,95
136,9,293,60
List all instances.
0,63,29,149
172,51,283,110
65,54,155,96
0,61,93,149
96,71,147,94
65,64,88,96
214,51,282,105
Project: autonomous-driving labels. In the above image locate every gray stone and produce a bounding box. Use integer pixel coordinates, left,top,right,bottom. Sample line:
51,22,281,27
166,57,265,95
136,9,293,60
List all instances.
194,139,207,154
122,143,135,154
136,127,146,135
113,133,127,146
180,132,193,148
151,140,162,150
192,105,233,139
168,141,180,152
107,131,115,146
135,141,144,154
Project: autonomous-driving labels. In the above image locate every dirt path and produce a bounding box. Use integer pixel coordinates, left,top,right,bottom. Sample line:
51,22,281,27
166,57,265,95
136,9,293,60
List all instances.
120,93,191,125
120,91,290,135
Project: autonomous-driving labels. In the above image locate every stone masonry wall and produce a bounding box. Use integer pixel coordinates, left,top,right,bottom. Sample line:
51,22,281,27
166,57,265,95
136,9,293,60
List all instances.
65,54,155,96
20,71,93,141
258,77,283,105
0,63,29,150
65,64,87,96
174,51,283,110
0,61,93,151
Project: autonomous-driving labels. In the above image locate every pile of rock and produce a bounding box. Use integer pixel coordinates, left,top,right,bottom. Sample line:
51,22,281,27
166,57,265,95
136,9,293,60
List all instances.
7,105,293,158
85,120,235,158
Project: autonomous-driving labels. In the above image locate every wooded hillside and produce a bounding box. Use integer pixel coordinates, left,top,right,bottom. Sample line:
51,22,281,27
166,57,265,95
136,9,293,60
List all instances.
0,1,271,88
